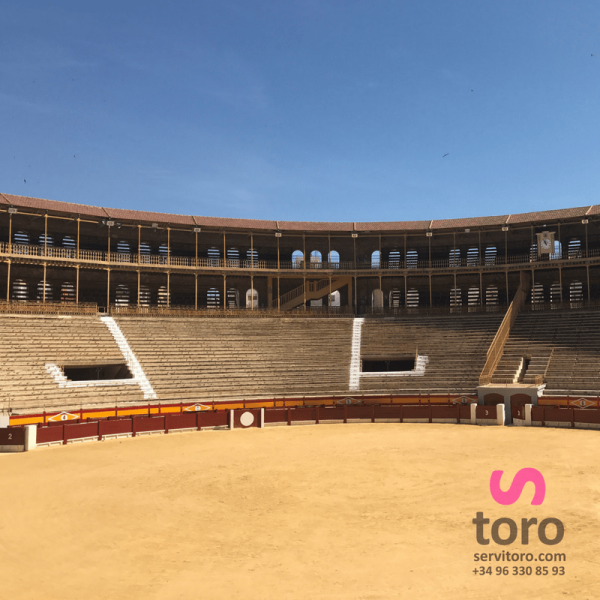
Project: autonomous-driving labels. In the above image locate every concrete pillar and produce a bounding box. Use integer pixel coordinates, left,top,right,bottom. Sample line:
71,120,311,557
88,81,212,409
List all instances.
229,409,234,430
470,403,477,425
25,424,37,451
496,403,505,426
260,408,265,428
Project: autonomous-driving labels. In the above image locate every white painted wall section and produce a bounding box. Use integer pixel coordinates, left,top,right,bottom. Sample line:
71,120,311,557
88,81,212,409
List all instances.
101,316,157,400
349,318,364,391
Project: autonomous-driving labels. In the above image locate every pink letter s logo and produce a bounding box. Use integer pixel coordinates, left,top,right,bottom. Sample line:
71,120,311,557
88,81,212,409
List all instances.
490,468,546,505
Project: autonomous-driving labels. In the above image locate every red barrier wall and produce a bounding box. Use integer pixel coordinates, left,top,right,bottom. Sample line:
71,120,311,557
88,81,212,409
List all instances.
0,428,26,446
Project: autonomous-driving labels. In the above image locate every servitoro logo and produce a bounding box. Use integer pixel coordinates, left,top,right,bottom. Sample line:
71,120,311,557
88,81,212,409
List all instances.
472,468,566,576
473,468,564,546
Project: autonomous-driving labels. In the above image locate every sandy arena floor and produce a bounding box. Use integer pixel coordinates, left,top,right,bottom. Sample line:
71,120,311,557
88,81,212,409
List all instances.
1,423,598,600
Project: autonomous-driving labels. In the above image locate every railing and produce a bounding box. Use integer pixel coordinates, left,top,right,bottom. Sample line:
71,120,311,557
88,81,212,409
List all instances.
479,274,530,385
3,240,600,272
108,304,354,318
363,305,506,317
0,300,98,315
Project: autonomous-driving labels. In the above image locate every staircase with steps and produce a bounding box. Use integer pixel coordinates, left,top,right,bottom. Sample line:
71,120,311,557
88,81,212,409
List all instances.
274,277,352,311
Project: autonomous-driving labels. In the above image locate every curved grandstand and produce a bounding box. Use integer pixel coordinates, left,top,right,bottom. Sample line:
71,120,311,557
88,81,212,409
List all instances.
1,191,600,434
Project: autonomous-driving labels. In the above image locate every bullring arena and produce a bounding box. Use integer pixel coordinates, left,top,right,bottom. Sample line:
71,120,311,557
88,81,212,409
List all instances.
2,192,600,599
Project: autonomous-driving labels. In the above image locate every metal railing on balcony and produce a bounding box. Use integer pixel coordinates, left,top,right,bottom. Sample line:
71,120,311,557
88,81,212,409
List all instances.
2,240,600,272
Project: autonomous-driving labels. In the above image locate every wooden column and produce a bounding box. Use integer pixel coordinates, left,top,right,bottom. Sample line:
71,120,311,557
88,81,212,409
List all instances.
194,274,198,310
585,221,589,257
353,234,357,270
76,218,81,260
75,266,79,304
6,260,10,301
8,212,12,254
223,274,227,309
251,276,254,310
167,228,171,266
195,230,199,268
137,225,141,265
303,274,306,311
429,273,432,308
587,265,591,301
106,269,110,311
559,267,563,302
505,270,509,305
276,235,280,270
42,263,47,303
251,233,254,268
44,214,48,257
277,276,280,311
166,271,170,307
504,228,508,264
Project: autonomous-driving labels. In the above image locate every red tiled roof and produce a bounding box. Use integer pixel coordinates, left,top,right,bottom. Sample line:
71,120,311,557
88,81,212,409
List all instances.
1,192,597,231
355,221,431,231
193,216,278,230
507,206,591,224
430,215,509,230
2,193,108,218
104,207,195,226
278,221,354,232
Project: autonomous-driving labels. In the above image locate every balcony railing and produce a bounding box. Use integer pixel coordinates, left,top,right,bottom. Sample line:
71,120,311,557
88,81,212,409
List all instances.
1,241,599,272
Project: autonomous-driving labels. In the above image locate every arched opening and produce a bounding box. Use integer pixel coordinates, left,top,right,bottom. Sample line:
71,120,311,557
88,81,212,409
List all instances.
484,246,497,266
568,239,582,259
62,236,76,249
485,286,499,311
371,289,383,308
139,242,151,263
246,288,258,308
139,285,151,307
551,240,562,260
449,248,461,267
329,290,341,307
450,287,462,311
208,247,220,267
247,249,258,267
310,250,322,268
550,282,561,307
406,250,418,269
388,249,401,269
227,288,239,308
569,280,583,307
226,248,240,267
61,282,75,303
406,288,419,308
389,288,401,308
466,247,479,267
158,243,169,264
530,243,538,262
531,283,544,308
13,231,29,246
157,286,170,306
115,284,130,306
12,279,28,301
37,281,52,301
292,250,304,269
328,250,340,268
207,288,221,309
371,251,380,269
467,287,480,310
116,240,131,263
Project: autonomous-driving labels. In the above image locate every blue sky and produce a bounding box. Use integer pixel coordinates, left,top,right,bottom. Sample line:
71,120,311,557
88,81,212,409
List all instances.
1,1,599,221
